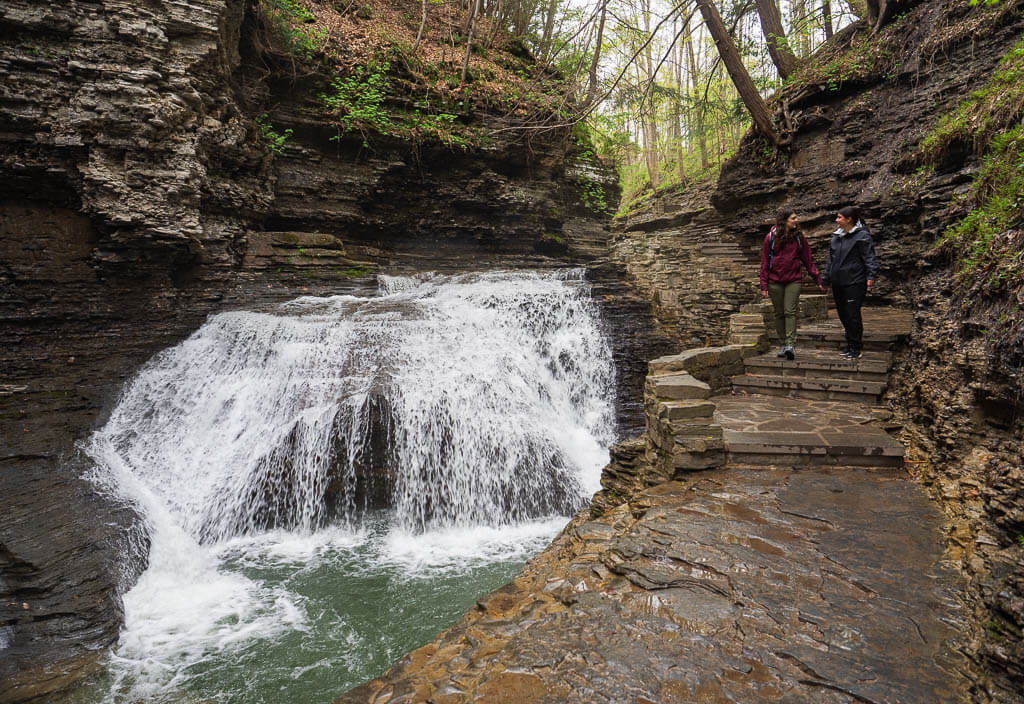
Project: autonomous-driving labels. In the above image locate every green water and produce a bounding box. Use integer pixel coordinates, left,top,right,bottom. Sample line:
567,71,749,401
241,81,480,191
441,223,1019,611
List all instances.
63,514,565,704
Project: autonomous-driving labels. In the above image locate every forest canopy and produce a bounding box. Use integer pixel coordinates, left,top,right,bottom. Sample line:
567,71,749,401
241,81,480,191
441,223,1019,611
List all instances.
254,0,868,208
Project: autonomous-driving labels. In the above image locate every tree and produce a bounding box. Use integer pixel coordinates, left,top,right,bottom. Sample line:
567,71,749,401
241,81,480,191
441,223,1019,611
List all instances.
693,0,788,146
585,0,608,107
753,0,797,78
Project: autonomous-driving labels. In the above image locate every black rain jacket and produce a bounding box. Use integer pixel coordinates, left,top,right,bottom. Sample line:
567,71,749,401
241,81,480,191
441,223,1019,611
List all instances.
822,221,880,287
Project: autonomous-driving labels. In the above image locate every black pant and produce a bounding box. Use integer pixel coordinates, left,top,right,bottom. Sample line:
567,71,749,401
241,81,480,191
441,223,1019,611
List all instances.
833,282,867,351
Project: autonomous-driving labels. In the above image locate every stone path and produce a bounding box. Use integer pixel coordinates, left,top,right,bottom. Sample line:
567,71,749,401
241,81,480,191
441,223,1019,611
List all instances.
337,469,974,704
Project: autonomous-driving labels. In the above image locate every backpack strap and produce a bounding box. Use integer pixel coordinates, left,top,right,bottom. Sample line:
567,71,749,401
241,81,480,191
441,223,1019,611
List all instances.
769,228,803,273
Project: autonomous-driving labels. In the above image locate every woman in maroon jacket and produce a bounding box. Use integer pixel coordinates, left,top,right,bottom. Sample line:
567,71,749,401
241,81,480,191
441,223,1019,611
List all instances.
759,209,824,360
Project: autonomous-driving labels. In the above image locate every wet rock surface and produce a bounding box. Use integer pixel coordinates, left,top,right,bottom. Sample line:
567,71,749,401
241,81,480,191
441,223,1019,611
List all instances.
338,468,974,704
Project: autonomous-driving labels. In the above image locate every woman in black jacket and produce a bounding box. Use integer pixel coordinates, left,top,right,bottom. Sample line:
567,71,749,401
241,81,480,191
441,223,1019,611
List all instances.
821,206,880,359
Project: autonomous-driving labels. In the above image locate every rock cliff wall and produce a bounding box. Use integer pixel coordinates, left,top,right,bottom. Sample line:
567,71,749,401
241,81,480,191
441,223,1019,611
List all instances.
0,1,668,700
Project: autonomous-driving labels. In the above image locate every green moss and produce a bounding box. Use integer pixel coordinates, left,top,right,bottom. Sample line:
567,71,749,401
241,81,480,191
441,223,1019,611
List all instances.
337,266,374,278
918,36,1024,166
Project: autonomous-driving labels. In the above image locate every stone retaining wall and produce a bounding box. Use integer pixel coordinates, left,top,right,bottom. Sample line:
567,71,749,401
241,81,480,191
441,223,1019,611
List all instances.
592,343,759,516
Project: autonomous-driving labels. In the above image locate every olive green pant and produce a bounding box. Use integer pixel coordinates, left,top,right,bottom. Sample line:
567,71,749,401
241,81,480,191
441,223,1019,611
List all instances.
768,282,802,347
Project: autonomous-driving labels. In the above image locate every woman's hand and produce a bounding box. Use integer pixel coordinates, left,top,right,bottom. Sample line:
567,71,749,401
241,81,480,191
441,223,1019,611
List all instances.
867,279,874,288
761,289,768,298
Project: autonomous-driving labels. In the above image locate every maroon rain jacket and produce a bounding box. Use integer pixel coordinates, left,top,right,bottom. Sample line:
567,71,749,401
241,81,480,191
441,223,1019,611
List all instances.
759,227,822,292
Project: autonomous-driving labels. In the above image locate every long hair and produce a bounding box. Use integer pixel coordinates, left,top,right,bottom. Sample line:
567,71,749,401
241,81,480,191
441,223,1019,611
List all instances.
773,209,801,244
838,205,862,226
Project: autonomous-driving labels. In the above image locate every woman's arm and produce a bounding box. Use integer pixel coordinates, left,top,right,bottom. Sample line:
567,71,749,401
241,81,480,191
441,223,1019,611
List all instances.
799,235,822,286
821,237,834,287
861,233,880,286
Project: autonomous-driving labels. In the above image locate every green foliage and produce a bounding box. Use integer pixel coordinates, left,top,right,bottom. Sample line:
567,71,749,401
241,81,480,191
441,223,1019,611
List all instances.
256,114,293,154
317,56,483,149
937,125,1024,291
927,38,1024,296
320,62,393,139
407,110,469,149
1016,534,1024,548
576,174,608,215
918,37,1024,165
259,0,329,60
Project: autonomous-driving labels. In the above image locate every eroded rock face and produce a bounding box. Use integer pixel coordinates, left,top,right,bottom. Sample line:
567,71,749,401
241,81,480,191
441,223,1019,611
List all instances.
338,468,975,703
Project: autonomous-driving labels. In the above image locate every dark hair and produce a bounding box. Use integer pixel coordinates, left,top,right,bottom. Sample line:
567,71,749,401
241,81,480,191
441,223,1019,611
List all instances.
773,208,801,243
838,206,861,224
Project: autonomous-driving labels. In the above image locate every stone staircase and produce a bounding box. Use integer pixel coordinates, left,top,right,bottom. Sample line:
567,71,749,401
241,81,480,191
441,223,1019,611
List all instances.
719,308,913,468
594,308,913,516
731,350,891,403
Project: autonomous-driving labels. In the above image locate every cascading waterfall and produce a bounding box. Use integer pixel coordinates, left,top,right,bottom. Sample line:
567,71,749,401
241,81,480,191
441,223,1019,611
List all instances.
80,269,616,704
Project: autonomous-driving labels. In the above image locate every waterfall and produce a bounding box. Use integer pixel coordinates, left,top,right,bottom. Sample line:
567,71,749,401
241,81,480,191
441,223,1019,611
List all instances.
81,269,616,702
88,269,615,540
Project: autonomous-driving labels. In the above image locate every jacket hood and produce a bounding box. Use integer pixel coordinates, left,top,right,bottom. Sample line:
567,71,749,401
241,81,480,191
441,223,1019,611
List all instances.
834,221,868,237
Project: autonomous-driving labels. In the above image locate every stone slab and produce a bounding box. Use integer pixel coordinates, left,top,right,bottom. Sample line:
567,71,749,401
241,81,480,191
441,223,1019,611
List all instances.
732,374,887,394
656,400,715,420
648,346,744,376
648,373,710,401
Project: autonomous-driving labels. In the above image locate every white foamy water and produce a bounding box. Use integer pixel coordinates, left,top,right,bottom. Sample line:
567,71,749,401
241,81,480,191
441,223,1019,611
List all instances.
81,269,616,703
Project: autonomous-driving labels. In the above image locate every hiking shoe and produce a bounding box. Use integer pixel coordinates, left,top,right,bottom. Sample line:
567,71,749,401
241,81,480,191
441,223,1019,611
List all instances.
840,347,853,358
849,349,863,359
784,346,795,360
776,346,787,358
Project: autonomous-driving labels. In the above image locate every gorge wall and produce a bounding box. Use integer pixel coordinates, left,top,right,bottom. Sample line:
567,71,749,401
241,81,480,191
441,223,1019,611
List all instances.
0,2,671,700
606,0,1024,699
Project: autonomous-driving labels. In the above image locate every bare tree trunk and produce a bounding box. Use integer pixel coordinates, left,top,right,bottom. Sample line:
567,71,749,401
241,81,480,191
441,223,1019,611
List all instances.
822,0,834,38
694,0,787,146
413,0,429,53
540,0,558,60
673,22,686,183
485,0,503,49
641,0,659,189
585,0,607,107
753,0,797,79
461,0,481,84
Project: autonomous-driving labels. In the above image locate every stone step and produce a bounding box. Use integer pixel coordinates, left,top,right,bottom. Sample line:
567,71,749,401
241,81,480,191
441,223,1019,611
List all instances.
723,429,905,468
731,373,887,403
745,350,890,381
772,325,906,351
